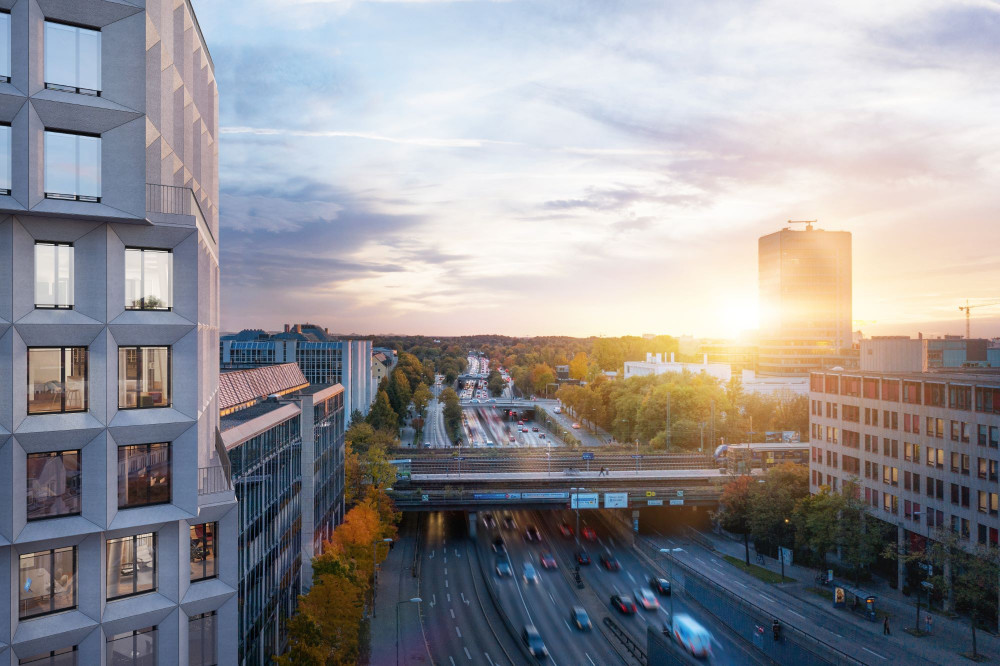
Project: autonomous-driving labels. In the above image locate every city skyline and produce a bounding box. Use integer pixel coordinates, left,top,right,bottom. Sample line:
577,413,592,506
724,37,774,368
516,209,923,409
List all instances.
194,0,1000,338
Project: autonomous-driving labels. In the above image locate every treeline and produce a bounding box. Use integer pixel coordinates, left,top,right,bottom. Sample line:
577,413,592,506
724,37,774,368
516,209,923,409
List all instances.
556,372,808,450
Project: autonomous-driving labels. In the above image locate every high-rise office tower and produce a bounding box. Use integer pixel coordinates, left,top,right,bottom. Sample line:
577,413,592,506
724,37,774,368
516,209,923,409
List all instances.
758,222,854,376
0,2,237,664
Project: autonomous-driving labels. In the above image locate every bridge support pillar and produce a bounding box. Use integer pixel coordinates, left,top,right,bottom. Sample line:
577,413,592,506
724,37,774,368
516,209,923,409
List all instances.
468,512,477,539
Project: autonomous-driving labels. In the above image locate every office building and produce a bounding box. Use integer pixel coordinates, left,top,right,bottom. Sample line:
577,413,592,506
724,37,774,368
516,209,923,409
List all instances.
809,365,1000,587
758,223,855,376
220,326,372,418
0,2,237,664
219,364,346,665
623,353,808,398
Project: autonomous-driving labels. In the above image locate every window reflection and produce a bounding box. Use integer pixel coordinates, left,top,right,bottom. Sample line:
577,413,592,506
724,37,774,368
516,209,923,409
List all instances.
27,450,81,520
125,248,173,310
19,547,77,619
106,533,156,600
0,12,10,82
18,646,78,666
27,347,88,414
189,612,217,666
0,124,10,194
118,347,170,409
44,21,101,93
118,443,170,508
190,523,218,581
35,242,74,308
44,131,101,202
107,627,156,666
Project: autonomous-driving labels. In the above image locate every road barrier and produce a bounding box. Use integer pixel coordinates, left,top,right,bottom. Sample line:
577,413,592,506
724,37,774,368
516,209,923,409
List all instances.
604,616,648,665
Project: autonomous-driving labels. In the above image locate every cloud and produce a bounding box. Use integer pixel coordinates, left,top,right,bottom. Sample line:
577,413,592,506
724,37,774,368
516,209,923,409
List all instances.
220,126,518,149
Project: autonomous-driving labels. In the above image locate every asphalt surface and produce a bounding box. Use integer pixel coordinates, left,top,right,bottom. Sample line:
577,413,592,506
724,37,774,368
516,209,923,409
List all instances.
417,511,522,665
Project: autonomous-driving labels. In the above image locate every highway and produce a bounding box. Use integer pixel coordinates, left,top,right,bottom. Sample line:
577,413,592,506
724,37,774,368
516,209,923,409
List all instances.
417,512,522,665
479,510,622,665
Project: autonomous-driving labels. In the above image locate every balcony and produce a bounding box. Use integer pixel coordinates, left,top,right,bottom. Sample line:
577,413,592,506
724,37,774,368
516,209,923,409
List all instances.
146,183,217,250
198,465,233,496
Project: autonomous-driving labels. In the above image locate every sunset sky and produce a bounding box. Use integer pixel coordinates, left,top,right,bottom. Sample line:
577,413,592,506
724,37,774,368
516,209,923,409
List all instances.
194,0,1000,339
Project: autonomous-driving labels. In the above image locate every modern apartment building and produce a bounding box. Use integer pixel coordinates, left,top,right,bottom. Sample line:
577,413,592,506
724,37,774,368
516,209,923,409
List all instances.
220,327,372,418
758,223,856,376
218,364,346,666
0,2,237,665
809,365,1000,585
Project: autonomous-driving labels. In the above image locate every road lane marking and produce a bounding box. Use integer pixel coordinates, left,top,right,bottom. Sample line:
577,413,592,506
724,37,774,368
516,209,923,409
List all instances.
455,626,462,638
862,647,887,660
456,549,461,557
787,609,805,619
627,572,636,583
564,619,572,631
461,592,469,605
445,579,449,588
430,550,435,559
548,592,556,605
450,608,455,619
586,654,595,665
447,593,451,603
464,647,472,660
431,594,436,607
444,567,448,575
485,653,495,666
449,658,456,666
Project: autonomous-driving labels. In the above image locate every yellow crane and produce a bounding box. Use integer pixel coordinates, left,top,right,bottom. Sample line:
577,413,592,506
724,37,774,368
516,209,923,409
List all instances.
958,300,1000,339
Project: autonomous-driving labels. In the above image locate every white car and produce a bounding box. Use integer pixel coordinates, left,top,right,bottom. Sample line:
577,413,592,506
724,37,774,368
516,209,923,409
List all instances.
633,587,659,610
668,614,713,658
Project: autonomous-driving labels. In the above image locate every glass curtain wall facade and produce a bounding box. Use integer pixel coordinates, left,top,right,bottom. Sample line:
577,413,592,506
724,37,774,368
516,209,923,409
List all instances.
313,390,346,551
228,416,303,665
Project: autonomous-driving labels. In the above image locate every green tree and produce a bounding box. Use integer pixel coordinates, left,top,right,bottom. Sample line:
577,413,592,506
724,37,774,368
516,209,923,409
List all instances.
747,463,808,557
439,387,463,442
791,485,841,565
366,390,399,433
386,369,412,419
411,382,432,416
716,475,755,565
487,370,506,397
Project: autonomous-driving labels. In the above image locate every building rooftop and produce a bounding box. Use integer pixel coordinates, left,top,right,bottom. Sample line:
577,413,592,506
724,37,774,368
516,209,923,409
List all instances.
220,400,295,430
297,383,340,396
219,363,309,411
815,367,1000,385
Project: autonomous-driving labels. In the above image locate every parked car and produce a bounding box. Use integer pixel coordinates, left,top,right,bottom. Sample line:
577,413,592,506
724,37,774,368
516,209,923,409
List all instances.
522,625,548,658
539,552,557,569
575,551,591,566
582,527,597,541
650,577,672,595
611,594,637,615
599,553,621,571
571,606,592,631
495,559,512,577
634,587,659,610
668,614,713,658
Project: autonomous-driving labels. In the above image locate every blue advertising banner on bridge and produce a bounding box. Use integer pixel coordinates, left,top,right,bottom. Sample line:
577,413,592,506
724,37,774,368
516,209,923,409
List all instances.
521,491,569,500
473,492,522,500
571,493,599,509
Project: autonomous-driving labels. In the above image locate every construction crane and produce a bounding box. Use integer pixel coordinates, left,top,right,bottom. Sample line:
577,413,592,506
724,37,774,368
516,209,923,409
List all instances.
958,300,1000,339
787,220,817,231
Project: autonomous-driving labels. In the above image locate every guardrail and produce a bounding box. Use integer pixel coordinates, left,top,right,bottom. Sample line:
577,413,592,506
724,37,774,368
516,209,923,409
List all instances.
146,183,216,244
604,616,648,665
197,464,232,495
402,454,716,476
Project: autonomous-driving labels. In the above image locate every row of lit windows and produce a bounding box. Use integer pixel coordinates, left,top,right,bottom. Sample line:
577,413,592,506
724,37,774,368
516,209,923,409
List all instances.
811,373,1000,414
36,243,172,310
26,346,170,415
811,413,1000,448
18,524,216,622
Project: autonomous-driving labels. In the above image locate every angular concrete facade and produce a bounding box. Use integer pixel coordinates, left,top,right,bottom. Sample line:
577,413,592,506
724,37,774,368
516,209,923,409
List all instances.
0,2,236,664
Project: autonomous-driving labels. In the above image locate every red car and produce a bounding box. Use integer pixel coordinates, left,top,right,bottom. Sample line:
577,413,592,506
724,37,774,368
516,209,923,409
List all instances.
599,553,620,571
558,523,574,538
582,527,597,541
540,552,557,569
611,594,636,615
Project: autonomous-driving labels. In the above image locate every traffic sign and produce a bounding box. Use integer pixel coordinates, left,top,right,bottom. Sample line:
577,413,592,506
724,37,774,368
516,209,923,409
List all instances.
455,456,466,461
676,490,684,497
647,499,663,506
582,452,595,460
421,494,429,502
630,454,643,459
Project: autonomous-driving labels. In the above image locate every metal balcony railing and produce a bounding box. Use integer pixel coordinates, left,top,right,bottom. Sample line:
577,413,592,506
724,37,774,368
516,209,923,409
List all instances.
146,183,216,244
198,465,233,495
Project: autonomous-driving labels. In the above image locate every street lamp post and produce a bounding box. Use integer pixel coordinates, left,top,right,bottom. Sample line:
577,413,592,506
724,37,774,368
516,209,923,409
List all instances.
396,597,422,664
572,487,584,546
372,537,393,617
660,547,683,622
780,518,789,582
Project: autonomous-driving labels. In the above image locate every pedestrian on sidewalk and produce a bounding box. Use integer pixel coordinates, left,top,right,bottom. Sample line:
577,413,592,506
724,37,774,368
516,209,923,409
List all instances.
883,616,891,636
924,613,932,634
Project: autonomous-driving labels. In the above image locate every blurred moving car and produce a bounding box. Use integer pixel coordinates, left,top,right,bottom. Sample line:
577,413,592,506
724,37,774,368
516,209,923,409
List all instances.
539,552,557,569
599,553,620,571
492,536,505,553
575,551,591,565
522,625,548,658
611,594,637,615
650,577,672,596
495,559,512,577
582,527,597,541
524,525,541,542
558,523,574,538
482,512,496,529
572,423,581,429
571,606,592,631
634,587,659,610
523,562,539,583
668,614,713,658
502,515,516,530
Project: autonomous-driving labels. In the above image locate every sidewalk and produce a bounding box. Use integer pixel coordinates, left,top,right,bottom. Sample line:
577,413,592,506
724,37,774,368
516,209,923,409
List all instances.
697,529,1000,664
370,515,427,665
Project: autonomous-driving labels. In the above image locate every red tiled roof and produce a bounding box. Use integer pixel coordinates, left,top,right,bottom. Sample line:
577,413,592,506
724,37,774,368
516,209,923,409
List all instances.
219,363,309,411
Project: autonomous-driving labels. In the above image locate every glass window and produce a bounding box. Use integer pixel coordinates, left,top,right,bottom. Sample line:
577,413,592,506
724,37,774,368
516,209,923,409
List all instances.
18,647,77,666
118,346,170,409
190,523,217,582
125,248,173,310
189,612,217,666
106,533,156,600
44,131,101,201
0,11,9,81
44,21,100,93
107,627,156,666
27,347,88,414
0,123,10,194
35,242,74,308
19,547,77,619
27,450,81,520
118,443,170,508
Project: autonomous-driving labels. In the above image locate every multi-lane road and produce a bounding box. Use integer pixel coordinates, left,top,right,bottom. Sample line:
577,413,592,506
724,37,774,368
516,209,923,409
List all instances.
410,508,766,665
